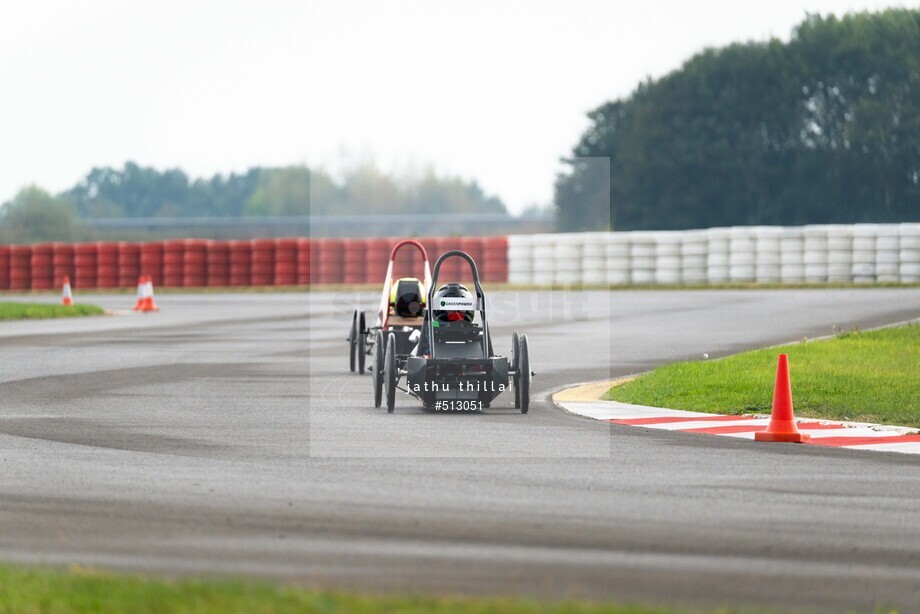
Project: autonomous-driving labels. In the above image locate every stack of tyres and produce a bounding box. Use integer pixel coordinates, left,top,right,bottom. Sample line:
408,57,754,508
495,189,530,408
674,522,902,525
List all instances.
875,226,900,283
30,243,54,290
207,241,231,287
481,236,509,283
183,239,208,287
754,227,782,283
342,238,366,285
73,243,98,289
850,225,878,283
9,245,32,290
296,238,310,285
315,239,343,285
900,223,920,282
607,233,631,285
118,242,141,288
162,240,185,287
274,238,298,286
529,234,555,286
826,226,853,282
140,242,165,286
507,235,534,285
96,242,120,288
779,227,806,283
250,239,275,286
630,232,656,284
0,246,10,290
364,238,389,284
680,230,708,284
803,226,829,283
653,232,682,285
706,228,731,283
229,240,252,286
728,227,756,282
274,238,298,285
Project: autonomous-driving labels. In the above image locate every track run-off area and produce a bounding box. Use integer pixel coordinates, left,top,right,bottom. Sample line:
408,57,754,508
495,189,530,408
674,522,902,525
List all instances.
1,289,919,611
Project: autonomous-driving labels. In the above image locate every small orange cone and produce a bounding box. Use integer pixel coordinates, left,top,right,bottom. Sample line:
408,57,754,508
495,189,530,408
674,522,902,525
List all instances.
132,275,145,311
61,276,74,306
755,353,810,443
140,274,159,312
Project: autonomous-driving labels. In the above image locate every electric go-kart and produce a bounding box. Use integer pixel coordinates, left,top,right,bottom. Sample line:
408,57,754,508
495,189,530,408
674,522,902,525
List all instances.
348,239,432,375
373,249,533,414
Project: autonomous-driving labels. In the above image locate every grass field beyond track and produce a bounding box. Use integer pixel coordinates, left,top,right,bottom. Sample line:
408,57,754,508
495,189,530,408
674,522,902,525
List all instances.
0,301,104,320
605,323,919,428
0,564,721,614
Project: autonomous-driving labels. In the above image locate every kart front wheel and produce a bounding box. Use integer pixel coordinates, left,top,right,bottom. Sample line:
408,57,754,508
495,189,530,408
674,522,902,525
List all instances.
372,330,385,408
357,311,367,374
511,331,521,409
348,310,358,372
384,332,397,413
518,334,531,414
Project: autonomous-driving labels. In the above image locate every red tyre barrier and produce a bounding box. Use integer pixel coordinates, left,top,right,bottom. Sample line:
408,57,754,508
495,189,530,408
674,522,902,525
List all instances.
206,241,231,287
73,243,98,289
342,238,367,284
481,236,509,282
314,238,343,284
229,240,252,286
9,245,32,290
434,237,465,282
140,241,164,286
118,242,140,288
274,238,298,286
250,239,275,285
364,238,389,283
52,243,75,288
296,238,310,285
0,246,10,290
30,243,54,290
183,239,208,287
162,239,185,287
96,242,120,288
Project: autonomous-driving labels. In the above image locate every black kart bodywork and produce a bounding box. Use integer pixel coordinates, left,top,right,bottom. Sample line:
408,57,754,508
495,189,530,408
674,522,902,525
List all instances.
379,249,532,414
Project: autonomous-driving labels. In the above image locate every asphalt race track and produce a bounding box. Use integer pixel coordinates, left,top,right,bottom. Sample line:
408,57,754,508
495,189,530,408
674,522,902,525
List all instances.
1,289,920,611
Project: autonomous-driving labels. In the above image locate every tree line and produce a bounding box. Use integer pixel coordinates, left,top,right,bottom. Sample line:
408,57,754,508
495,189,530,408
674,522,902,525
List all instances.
0,162,508,242
555,9,920,231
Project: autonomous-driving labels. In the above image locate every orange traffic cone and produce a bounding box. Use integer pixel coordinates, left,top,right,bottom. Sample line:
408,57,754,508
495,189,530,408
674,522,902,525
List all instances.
61,276,74,306
755,354,810,443
132,275,145,311
140,274,159,312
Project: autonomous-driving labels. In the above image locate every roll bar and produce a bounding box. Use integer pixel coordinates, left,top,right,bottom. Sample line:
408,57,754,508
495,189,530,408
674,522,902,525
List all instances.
376,239,432,328
426,250,491,358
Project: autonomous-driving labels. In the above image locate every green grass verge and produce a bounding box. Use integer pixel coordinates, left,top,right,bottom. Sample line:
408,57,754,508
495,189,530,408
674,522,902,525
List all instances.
605,323,920,428
0,302,105,320
0,564,735,614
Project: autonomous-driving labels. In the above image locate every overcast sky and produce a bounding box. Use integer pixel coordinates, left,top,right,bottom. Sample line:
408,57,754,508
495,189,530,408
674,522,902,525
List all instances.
0,0,906,213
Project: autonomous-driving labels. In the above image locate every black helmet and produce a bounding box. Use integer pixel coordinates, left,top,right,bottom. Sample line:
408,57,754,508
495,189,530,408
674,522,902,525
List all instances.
432,283,474,322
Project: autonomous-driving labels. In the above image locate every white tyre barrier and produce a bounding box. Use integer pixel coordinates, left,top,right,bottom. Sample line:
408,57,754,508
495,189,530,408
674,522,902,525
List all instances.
755,227,783,282
728,227,756,282
779,227,805,282
630,232,656,284
850,224,878,282
654,232,682,284
608,234,631,284
681,230,708,284
553,233,584,285
507,234,534,285
875,226,900,282
803,225,829,282
825,225,852,282
706,227,731,283
900,223,920,282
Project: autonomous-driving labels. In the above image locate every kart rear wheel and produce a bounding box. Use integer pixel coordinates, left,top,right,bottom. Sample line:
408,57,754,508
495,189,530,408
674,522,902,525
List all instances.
511,331,521,409
518,334,531,414
372,330,385,408
357,311,367,374
348,310,358,372
384,332,397,413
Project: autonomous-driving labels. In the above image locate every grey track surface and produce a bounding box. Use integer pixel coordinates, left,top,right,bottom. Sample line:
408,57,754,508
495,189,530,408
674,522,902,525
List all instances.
1,289,919,611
